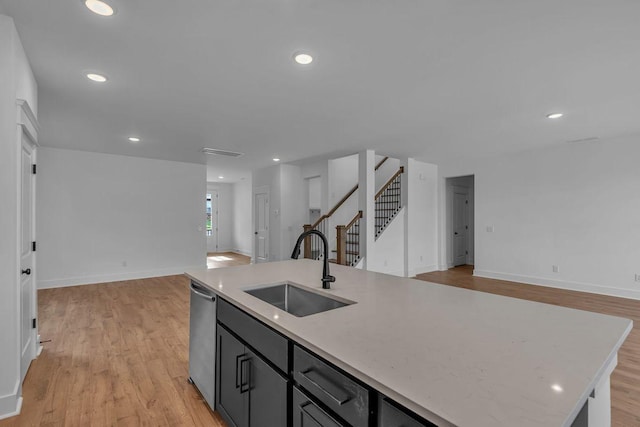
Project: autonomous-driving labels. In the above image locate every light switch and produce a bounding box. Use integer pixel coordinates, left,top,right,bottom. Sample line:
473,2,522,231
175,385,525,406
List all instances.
486,226,494,233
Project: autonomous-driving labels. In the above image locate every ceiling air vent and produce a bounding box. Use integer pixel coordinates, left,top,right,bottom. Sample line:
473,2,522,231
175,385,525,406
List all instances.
566,137,599,144
201,148,244,157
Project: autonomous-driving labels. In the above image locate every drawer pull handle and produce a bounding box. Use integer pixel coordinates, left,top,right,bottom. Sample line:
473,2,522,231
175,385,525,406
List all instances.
299,369,350,406
190,283,215,301
240,357,251,394
235,353,247,388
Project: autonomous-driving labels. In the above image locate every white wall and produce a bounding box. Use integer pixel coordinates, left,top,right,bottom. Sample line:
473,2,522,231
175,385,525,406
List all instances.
369,208,406,276
231,178,252,256
0,14,37,418
407,159,439,276
253,164,306,262
375,156,400,192
440,135,640,299
308,177,321,210
36,148,206,289
206,182,233,252
300,159,329,215
280,165,306,260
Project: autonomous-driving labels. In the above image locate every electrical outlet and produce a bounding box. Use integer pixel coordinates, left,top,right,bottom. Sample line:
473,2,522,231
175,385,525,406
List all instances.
420,255,423,262
122,261,127,267
552,265,560,273
635,274,640,282
486,226,494,233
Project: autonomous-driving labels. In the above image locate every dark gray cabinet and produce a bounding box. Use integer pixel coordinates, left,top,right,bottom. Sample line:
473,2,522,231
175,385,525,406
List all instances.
216,322,288,427
293,345,369,427
217,326,246,427
214,297,443,427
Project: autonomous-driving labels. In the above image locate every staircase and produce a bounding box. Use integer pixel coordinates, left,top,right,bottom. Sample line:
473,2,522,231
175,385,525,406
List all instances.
374,166,403,239
303,157,404,267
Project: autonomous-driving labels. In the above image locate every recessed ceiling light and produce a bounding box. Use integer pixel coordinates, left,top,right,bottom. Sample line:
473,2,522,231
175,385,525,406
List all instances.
551,384,564,393
218,176,224,179
128,137,140,142
273,158,280,162
546,112,564,119
84,0,115,16
294,53,313,65
86,73,108,83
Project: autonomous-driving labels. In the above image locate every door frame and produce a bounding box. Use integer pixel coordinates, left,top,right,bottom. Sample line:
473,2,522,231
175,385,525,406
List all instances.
206,190,219,253
443,175,475,269
252,186,270,264
451,185,469,267
16,99,41,384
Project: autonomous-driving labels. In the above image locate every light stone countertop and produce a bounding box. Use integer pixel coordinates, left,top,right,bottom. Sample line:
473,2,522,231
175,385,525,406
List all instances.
186,259,632,427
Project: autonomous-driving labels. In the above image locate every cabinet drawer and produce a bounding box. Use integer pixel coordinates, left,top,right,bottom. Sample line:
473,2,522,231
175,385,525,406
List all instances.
217,298,288,372
293,345,369,427
379,395,436,427
293,386,345,427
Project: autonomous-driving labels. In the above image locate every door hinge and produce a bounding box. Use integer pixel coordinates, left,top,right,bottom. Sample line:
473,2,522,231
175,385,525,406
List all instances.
32,241,36,252
32,318,37,329
465,200,468,204
465,225,468,230
465,250,468,255
32,164,37,174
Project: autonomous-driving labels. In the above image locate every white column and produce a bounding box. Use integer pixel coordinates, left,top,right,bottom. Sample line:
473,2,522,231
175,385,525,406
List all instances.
358,150,375,269
400,157,410,277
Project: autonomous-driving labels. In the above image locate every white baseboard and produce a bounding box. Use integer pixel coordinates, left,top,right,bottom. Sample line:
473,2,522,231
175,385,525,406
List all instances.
232,249,252,257
473,269,640,301
37,264,205,289
0,381,22,421
409,265,438,277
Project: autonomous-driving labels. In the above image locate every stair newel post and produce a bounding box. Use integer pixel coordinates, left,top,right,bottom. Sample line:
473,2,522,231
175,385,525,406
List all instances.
303,224,313,259
336,225,347,265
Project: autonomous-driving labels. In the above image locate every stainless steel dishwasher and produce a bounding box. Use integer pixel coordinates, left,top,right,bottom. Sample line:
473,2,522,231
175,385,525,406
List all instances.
188,281,217,410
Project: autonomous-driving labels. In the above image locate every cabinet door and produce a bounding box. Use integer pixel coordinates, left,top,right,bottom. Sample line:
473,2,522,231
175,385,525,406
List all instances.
217,326,248,427
246,348,288,427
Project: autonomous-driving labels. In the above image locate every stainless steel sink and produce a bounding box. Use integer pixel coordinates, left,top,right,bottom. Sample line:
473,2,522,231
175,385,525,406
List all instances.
244,283,354,317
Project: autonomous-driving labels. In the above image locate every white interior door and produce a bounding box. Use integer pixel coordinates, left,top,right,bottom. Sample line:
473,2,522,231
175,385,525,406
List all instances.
206,192,218,253
20,135,37,382
452,188,468,267
254,190,269,263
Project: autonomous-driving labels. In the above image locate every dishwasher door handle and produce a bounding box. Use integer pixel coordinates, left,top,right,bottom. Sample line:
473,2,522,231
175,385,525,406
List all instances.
190,283,215,301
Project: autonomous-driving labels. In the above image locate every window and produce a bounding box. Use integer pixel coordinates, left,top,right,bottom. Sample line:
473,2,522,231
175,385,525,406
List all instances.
206,193,213,236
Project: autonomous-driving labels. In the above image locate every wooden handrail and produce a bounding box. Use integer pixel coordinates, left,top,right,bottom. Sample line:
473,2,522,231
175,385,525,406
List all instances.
346,210,363,230
375,166,404,200
310,157,390,229
375,156,389,171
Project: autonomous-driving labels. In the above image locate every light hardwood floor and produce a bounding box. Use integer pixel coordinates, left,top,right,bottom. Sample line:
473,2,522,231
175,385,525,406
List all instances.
3,260,639,426
206,252,251,269
417,265,640,427
0,275,227,427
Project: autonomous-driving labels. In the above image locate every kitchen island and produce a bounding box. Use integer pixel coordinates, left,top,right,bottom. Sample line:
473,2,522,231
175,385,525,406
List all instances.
186,259,632,427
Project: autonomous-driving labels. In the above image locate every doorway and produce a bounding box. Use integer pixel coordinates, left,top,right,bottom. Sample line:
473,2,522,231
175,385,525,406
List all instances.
206,191,219,253
446,175,474,268
253,187,269,263
20,121,38,382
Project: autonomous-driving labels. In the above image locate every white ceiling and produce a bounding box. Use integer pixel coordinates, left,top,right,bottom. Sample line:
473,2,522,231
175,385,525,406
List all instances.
3,0,640,182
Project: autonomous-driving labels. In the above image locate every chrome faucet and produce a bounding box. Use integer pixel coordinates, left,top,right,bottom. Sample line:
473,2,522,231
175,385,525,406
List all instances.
291,229,336,289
